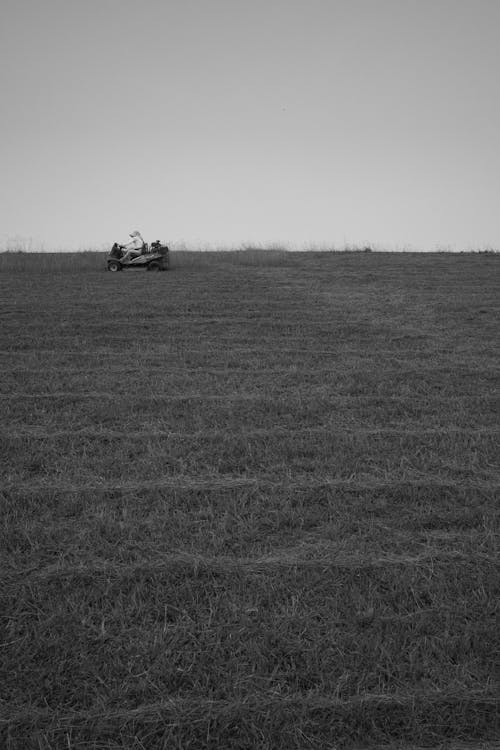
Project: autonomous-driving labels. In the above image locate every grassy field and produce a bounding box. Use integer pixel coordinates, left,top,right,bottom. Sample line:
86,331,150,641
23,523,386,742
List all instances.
0,250,499,749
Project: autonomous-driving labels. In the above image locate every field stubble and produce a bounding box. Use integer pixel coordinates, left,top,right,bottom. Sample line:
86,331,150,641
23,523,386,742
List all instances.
0,250,499,749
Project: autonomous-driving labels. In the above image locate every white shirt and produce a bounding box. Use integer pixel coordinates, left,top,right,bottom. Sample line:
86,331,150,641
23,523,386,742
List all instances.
123,235,143,251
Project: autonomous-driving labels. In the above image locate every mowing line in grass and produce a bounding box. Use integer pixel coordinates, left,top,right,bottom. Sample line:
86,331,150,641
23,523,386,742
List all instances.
3,549,498,583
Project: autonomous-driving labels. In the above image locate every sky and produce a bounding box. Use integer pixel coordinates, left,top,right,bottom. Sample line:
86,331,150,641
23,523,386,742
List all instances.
1,0,499,251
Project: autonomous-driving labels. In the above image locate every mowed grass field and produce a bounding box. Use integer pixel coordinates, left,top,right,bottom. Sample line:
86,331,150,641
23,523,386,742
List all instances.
0,250,499,749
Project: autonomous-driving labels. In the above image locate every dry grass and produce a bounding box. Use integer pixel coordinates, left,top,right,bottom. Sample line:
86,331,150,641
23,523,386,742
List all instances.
0,250,499,748
1,245,495,273
0,250,106,272
0,247,301,272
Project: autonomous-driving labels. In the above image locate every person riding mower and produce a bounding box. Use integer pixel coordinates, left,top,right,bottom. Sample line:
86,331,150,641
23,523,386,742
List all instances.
107,237,169,272
120,230,145,262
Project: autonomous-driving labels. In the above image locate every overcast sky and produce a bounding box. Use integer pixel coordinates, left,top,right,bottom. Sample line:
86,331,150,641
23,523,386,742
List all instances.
1,0,499,251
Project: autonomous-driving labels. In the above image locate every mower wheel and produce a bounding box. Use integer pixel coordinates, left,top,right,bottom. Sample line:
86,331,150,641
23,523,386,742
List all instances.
147,261,163,271
108,261,122,272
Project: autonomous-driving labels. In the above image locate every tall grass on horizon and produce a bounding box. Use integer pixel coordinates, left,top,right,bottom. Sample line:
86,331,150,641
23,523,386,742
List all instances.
0,247,337,273
0,245,498,273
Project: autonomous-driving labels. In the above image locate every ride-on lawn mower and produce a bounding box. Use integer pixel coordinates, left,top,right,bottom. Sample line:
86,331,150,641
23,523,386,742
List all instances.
107,241,169,272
